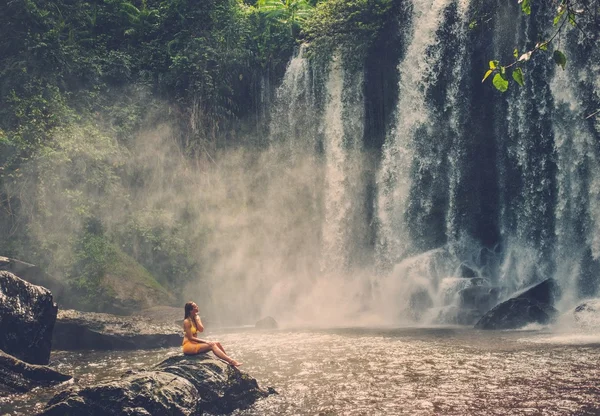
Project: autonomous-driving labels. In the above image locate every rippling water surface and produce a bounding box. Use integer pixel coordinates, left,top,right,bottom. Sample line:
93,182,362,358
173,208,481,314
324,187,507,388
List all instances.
2,327,600,415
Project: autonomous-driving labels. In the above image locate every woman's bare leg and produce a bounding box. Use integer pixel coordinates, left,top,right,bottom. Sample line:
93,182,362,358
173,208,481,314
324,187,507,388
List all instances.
215,342,226,354
210,344,242,366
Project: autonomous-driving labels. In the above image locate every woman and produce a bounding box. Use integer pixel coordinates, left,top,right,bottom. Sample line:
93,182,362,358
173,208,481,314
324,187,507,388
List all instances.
182,301,242,367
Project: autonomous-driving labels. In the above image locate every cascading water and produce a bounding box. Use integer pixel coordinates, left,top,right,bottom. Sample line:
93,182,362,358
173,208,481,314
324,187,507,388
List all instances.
251,0,600,326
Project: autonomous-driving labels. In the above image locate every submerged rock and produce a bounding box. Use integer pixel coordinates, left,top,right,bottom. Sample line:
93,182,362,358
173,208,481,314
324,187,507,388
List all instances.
573,299,600,329
475,298,558,330
0,350,71,395
255,316,278,329
0,270,57,365
458,286,499,314
52,309,182,350
40,354,274,416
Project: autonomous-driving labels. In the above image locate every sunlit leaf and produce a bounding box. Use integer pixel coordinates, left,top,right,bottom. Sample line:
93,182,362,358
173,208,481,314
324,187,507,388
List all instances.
489,60,499,70
513,48,519,59
482,69,493,83
512,67,524,86
492,73,509,92
520,0,531,15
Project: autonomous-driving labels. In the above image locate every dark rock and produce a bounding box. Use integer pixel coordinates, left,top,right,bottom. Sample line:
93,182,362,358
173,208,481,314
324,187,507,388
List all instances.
156,354,272,414
459,264,478,278
52,309,182,350
40,354,274,416
458,286,500,314
41,370,198,416
0,270,57,365
0,350,71,395
514,278,561,306
475,297,558,330
255,316,278,329
573,299,600,329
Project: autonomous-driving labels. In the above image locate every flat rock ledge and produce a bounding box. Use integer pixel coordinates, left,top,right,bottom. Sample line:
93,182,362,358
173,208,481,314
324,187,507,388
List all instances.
0,350,71,395
52,309,182,350
39,353,274,416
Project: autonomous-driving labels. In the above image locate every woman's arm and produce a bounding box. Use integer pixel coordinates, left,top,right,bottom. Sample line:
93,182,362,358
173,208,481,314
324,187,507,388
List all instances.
195,315,205,333
183,319,206,343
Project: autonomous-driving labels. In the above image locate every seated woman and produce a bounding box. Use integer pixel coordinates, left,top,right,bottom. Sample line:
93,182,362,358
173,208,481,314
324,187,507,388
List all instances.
182,301,242,367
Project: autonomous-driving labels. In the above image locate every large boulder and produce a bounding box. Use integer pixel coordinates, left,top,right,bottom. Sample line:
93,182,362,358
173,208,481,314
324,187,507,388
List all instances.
0,350,71,395
0,270,58,365
474,278,561,330
40,354,274,416
475,297,558,330
52,309,182,350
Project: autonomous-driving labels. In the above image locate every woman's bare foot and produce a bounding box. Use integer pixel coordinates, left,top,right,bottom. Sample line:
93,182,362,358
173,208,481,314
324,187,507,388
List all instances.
229,360,242,367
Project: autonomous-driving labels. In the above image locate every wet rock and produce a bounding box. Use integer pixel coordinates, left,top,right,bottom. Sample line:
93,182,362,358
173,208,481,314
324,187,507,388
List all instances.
514,278,561,306
40,354,274,416
255,316,278,329
475,298,558,330
573,299,600,329
408,289,433,321
52,309,182,350
0,270,57,365
156,354,273,414
41,370,198,416
0,350,71,395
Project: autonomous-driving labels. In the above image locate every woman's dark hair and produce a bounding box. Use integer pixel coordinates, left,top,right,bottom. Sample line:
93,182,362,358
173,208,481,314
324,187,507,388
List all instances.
184,302,197,330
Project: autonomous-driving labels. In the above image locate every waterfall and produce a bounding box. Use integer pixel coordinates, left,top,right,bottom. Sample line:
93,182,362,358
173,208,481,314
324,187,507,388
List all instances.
376,0,471,271
250,0,600,325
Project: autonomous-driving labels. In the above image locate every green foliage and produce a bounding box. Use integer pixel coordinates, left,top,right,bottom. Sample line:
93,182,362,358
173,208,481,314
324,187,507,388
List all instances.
303,0,397,66
481,0,597,93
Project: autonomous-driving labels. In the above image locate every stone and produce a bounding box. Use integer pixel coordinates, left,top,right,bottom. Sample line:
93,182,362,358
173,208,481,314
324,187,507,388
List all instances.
52,309,182,350
40,370,199,416
156,354,274,414
40,354,274,416
0,350,71,395
255,316,278,329
475,297,558,330
0,270,57,365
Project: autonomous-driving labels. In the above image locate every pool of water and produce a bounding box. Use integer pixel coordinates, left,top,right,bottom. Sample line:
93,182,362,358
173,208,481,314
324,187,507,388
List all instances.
2,327,600,415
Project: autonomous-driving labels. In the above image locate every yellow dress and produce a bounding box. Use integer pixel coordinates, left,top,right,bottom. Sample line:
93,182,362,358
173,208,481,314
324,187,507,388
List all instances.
182,319,206,355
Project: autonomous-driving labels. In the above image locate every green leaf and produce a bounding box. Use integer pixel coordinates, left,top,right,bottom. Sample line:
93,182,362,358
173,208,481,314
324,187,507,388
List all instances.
568,12,576,27
500,66,506,75
553,9,565,25
553,50,567,70
482,69,493,83
489,60,499,70
513,48,519,59
492,73,509,92
512,68,524,86
519,0,531,15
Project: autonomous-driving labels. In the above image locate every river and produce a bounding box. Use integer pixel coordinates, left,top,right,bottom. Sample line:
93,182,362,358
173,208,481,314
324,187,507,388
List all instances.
2,326,600,415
